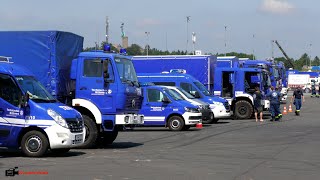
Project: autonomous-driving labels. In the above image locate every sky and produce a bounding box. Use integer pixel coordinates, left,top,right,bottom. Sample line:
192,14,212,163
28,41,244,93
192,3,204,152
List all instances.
0,0,319,59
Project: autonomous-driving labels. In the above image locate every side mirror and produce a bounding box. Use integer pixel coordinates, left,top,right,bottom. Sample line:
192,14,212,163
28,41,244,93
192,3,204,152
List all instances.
162,97,171,103
194,91,201,98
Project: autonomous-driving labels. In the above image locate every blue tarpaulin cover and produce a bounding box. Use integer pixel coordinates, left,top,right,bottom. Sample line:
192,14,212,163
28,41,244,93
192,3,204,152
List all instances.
0,31,84,99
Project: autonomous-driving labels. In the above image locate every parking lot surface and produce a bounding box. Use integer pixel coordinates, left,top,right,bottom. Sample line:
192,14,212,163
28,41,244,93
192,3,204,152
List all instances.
1,94,320,180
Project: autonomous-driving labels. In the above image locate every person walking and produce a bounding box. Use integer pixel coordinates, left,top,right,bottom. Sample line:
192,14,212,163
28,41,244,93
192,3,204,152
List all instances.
253,86,263,122
266,86,281,121
291,87,305,116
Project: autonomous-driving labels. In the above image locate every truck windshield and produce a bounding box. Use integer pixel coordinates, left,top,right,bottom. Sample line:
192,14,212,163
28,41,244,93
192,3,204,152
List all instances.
272,66,280,79
193,81,210,96
176,87,195,99
115,57,138,86
164,89,184,101
15,76,56,103
262,72,272,87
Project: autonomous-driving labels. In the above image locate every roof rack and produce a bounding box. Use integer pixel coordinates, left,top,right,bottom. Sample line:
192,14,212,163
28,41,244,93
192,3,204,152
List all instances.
0,56,12,63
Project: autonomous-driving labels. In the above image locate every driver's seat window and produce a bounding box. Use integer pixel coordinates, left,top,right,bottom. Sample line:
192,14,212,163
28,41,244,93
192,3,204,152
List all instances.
0,74,22,107
147,89,164,102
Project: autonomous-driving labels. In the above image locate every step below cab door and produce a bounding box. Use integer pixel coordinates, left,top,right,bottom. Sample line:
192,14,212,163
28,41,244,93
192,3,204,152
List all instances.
0,73,24,146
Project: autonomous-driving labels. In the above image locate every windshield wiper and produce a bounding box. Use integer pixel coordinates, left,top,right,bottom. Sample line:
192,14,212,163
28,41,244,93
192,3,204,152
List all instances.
31,98,56,103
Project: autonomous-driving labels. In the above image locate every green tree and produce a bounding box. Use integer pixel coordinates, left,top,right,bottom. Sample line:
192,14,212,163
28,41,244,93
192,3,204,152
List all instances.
312,56,320,66
295,53,310,71
127,44,143,55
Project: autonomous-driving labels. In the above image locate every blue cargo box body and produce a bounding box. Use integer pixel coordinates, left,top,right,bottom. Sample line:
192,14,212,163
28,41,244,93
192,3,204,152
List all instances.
132,55,217,91
0,31,84,101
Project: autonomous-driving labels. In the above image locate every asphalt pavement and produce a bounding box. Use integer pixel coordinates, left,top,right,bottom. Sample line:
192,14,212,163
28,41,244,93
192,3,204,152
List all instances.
1,94,320,180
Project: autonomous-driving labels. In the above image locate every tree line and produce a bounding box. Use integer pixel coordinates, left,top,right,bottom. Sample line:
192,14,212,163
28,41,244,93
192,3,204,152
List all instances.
84,42,320,71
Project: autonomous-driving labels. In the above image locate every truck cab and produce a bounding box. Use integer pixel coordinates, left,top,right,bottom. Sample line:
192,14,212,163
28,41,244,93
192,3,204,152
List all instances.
137,73,231,123
213,67,271,119
139,85,202,131
70,46,144,148
0,57,84,157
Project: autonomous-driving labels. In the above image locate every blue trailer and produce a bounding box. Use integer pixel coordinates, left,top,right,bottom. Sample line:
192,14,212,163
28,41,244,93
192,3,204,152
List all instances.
132,55,271,119
0,57,85,157
0,31,144,148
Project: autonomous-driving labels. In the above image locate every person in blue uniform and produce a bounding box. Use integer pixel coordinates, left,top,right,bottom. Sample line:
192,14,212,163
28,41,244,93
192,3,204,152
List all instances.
266,86,281,121
291,87,305,116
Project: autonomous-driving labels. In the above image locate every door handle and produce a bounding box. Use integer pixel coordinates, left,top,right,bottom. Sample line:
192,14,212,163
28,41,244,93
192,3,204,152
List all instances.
80,87,87,90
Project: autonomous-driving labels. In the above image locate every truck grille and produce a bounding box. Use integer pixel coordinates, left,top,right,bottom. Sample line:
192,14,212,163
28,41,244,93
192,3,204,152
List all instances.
66,118,83,133
224,102,230,112
125,94,142,110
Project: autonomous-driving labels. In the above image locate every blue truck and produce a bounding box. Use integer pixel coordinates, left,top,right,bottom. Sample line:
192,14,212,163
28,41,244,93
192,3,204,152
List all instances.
137,73,231,123
133,55,270,119
0,57,85,157
0,31,144,148
139,85,203,131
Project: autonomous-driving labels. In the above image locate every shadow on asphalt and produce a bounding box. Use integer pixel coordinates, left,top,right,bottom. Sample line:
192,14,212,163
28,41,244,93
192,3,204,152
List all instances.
0,149,86,158
96,142,144,149
121,128,202,132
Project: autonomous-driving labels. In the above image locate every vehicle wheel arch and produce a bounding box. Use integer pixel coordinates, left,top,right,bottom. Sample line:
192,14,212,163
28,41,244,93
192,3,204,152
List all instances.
18,126,50,149
165,113,184,127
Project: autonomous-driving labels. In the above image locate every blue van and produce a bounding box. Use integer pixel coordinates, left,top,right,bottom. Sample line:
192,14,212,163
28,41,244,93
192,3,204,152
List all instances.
140,85,202,131
0,58,85,157
138,73,231,123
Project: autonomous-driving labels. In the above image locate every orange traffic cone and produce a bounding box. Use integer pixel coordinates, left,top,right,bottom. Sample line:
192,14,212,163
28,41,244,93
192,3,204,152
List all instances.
196,123,203,129
283,106,288,115
288,104,293,113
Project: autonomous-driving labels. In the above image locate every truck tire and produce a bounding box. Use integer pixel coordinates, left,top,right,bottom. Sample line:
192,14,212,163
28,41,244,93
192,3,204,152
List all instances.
234,100,253,119
102,128,118,145
51,148,70,154
168,116,185,131
21,130,49,157
78,115,98,148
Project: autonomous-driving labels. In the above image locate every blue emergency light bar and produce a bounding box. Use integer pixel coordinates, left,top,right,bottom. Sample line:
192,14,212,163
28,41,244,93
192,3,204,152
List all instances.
103,44,111,52
120,48,127,54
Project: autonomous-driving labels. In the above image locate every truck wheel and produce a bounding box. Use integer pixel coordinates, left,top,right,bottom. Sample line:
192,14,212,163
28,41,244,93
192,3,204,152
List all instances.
51,148,70,154
168,116,185,131
78,115,98,148
21,130,49,157
102,128,118,145
234,100,253,119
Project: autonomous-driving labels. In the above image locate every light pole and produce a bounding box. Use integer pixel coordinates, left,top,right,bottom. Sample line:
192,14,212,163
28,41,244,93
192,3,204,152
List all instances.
224,26,227,56
192,32,196,55
252,34,255,60
186,16,191,55
145,32,150,56
309,43,312,68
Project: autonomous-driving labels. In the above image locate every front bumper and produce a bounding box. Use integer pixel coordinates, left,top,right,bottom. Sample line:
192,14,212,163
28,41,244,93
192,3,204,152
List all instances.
44,124,85,149
115,114,144,125
200,108,214,121
182,112,202,125
210,105,232,118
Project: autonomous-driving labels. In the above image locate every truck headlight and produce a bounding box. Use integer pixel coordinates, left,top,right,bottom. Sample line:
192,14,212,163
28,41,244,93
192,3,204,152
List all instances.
47,109,68,128
184,107,200,113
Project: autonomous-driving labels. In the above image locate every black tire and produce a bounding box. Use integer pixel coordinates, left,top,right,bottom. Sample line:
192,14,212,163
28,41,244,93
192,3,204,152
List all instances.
51,148,70,154
234,100,253,119
168,116,185,131
21,130,49,157
78,115,98,148
101,128,119,145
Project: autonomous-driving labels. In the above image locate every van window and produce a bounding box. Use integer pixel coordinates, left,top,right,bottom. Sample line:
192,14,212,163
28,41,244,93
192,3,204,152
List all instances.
147,89,166,102
181,82,200,97
0,74,22,107
153,82,175,86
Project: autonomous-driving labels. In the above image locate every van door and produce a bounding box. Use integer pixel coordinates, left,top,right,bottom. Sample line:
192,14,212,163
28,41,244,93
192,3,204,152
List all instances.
0,73,24,145
140,88,169,126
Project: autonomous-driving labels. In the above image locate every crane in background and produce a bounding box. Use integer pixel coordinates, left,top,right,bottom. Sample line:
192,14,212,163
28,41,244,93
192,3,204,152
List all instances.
273,40,295,69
